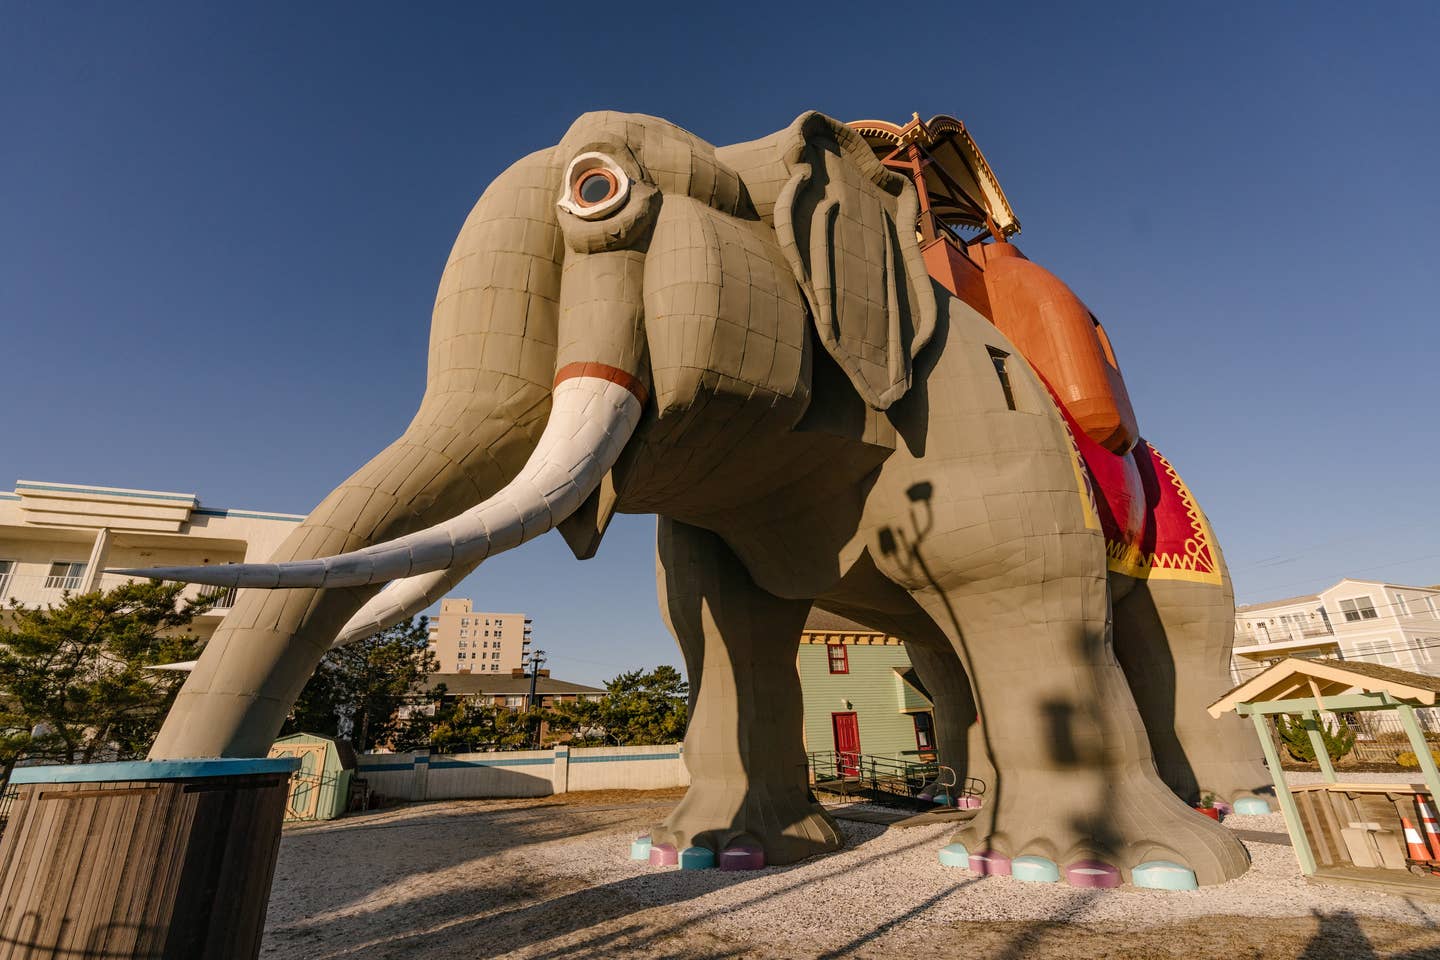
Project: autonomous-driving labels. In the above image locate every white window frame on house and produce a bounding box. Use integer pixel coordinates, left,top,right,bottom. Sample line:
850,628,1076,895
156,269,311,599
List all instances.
0,559,14,599
1427,597,1440,620
44,561,87,591
1339,596,1379,622
489,663,499,671
1394,593,1410,618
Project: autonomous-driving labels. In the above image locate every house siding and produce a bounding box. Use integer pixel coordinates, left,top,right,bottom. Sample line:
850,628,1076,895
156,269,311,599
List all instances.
797,642,925,761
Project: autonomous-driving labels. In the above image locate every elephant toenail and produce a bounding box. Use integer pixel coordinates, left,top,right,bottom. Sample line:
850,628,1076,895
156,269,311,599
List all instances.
1012,856,1061,883
648,843,679,867
968,849,1011,876
718,845,765,871
1064,859,1121,888
680,846,716,870
1131,860,1199,890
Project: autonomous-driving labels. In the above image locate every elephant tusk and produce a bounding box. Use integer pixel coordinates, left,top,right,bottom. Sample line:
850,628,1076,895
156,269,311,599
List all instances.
109,371,646,589
329,562,479,648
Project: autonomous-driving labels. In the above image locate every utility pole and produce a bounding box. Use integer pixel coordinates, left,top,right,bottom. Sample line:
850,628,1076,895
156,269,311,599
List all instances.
526,648,547,747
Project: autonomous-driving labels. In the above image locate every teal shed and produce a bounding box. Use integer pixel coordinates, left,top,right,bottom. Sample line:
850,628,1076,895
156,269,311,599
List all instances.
268,733,357,821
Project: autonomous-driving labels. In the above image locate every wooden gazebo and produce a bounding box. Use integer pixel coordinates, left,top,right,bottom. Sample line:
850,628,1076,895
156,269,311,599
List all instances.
1209,658,1440,884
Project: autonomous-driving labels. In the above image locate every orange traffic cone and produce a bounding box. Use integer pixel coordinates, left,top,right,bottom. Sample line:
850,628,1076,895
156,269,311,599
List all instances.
1401,816,1432,862
1417,796,1440,861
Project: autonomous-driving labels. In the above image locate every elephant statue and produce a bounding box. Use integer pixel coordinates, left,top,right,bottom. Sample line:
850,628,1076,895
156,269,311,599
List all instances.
127,110,1269,886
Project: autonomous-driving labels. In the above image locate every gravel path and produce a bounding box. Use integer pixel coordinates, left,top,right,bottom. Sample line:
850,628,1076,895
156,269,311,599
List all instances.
262,791,1440,959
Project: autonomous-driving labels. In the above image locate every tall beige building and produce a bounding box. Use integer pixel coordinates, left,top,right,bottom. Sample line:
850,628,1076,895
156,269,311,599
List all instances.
0,478,304,641
426,598,532,674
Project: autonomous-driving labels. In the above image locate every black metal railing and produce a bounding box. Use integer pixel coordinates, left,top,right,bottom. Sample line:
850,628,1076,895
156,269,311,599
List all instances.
807,751,985,805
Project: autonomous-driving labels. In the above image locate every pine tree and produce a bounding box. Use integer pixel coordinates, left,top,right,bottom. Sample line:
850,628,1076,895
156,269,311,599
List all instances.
0,580,214,788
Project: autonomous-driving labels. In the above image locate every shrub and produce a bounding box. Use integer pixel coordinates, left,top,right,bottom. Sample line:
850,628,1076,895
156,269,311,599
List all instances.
1276,715,1356,763
1397,750,1440,770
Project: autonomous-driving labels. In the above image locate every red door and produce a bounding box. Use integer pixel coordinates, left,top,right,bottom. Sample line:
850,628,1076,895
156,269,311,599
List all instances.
832,712,861,776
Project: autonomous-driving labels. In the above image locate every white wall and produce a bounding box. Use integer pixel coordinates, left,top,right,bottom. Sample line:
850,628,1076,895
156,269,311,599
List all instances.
356,743,689,801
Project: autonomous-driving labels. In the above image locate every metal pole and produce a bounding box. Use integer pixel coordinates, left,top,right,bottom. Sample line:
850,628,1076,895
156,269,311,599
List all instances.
527,649,547,748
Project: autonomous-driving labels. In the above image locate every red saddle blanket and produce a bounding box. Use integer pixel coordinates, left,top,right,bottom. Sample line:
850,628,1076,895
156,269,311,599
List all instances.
1051,387,1222,586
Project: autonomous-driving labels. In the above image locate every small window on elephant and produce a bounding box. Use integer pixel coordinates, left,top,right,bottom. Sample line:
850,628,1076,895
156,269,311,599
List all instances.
987,347,1017,411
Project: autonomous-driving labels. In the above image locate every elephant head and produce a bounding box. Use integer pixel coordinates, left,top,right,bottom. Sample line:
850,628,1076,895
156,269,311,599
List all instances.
117,111,937,608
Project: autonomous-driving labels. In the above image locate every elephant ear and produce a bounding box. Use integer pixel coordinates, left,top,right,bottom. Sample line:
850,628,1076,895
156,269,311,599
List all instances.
774,112,937,410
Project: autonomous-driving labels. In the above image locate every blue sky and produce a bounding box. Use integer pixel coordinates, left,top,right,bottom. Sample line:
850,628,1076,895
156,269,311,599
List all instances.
3,3,1436,685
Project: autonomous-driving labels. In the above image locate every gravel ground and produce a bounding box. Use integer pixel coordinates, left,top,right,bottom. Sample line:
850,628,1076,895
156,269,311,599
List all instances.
262,786,1440,960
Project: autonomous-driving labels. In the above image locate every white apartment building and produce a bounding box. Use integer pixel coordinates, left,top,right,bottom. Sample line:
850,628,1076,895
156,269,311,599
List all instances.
425,598,532,674
0,479,304,640
1231,578,1440,683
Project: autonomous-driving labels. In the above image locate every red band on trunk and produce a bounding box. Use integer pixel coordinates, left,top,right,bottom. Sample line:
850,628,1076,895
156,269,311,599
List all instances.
553,362,649,407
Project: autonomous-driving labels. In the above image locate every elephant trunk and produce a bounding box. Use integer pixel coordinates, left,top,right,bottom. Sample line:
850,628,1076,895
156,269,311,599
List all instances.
113,366,647,591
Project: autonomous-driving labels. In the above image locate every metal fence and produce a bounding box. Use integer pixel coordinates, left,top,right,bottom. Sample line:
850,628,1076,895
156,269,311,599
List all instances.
1336,710,1440,763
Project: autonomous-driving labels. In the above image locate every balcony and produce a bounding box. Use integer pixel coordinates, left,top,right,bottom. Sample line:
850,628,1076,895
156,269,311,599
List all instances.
0,570,239,616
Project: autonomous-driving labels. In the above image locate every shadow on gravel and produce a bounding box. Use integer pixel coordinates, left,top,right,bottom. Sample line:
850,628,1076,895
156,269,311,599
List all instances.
272,823,949,959
269,801,647,922
1298,909,1440,960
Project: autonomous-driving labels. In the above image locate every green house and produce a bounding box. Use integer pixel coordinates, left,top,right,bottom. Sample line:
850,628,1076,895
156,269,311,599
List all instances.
797,611,936,763
269,732,357,821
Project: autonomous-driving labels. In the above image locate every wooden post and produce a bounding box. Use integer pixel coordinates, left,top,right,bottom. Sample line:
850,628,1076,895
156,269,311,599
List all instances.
0,757,297,960
1396,703,1440,803
1303,710,1337,783
1250,710,1316,874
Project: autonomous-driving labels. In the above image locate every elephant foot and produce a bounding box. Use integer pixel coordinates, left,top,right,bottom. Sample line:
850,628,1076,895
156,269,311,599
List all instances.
645,782,844,867
945,768,1250,887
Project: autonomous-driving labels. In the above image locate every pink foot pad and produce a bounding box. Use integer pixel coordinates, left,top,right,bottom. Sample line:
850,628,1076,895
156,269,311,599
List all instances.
1065,859,1121,888
968,850,1011,876
719,845,766,871
648,843,678,867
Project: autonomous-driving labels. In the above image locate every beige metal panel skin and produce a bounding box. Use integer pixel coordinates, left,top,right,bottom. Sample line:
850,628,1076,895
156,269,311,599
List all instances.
143,111,1258,884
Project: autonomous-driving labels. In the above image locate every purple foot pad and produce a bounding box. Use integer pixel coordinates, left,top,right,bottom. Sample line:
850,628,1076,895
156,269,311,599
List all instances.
968,850,1011,876
648,843,679,867
719,845,766,871
1065,859,1122,888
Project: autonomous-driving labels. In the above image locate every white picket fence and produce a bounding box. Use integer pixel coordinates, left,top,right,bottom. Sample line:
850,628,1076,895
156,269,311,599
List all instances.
356,744,688,801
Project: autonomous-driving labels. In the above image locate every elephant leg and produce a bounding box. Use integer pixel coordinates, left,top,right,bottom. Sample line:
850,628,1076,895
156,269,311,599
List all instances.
150,384,549,758
652,518,843,865
852,608,986,791
904,635,987,793
1112,570,1272,808
910,576,1249,886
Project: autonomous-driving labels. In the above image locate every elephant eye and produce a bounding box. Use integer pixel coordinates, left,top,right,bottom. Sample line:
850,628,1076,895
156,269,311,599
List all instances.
558,152,630,220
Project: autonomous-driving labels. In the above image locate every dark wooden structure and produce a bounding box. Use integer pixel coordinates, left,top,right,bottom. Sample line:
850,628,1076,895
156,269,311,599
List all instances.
0,757,297,960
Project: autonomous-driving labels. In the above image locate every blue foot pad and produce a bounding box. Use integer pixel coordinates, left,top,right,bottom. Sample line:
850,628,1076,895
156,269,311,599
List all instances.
1233,797,1271,815
629,837,652,861
1012,855,1061,883
680,846,715,870
1132,860,1198,891
938,842,969,867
